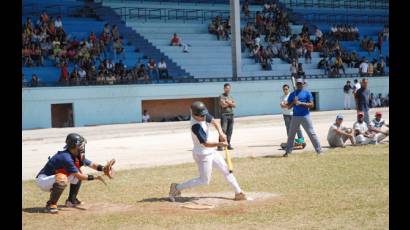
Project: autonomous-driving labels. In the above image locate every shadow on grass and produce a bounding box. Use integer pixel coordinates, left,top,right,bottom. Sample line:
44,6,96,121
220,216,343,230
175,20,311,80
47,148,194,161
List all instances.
23,205,86,214
248,145,280,148
138,196,232,203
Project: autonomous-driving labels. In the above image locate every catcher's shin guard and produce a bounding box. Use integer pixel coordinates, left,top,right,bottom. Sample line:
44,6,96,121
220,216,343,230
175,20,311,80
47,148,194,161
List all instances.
67,180,81,203
47,173,68,206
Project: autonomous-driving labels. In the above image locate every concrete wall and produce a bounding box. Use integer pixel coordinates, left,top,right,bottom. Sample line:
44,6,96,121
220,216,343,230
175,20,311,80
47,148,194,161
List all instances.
22,77,389,129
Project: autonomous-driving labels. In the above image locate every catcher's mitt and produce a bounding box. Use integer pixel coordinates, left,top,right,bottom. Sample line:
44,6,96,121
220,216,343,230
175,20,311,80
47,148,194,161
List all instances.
103,159,116,179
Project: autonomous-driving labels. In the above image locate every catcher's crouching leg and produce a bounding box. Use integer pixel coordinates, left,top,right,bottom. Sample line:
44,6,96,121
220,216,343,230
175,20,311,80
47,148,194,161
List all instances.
46,173,68,214
66,180,83,207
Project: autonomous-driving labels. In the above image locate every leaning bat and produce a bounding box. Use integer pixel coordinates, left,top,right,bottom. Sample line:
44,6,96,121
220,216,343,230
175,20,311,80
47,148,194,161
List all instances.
290,75,296,90
224,146,234,173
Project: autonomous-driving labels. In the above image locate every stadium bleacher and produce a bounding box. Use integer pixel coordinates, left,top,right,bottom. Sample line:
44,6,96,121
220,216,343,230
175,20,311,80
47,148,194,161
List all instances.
22,0,389,85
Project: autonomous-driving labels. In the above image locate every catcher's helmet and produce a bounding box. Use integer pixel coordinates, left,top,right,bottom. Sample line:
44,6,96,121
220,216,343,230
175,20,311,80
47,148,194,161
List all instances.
64,133,86,152
191,101,209,116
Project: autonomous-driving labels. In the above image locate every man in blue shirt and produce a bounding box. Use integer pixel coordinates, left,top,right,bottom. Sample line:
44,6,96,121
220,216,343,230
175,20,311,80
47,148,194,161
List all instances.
36,133,110,214
283,79,322,157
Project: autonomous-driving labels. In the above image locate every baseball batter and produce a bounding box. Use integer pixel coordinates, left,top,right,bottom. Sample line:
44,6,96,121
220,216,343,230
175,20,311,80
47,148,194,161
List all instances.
35,133,115,214
169,101,247,202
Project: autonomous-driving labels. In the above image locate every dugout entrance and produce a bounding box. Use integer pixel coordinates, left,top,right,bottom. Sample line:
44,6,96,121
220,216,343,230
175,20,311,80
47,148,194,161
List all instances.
51,103,74,128
141,97,219,122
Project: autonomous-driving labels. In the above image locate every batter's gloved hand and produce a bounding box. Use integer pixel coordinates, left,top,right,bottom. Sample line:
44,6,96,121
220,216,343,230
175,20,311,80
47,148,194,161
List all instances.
103,159,116,179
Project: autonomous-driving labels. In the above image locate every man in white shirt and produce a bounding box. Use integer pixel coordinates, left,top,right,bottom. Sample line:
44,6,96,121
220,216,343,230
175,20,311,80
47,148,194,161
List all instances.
368,112,389,144
158,58,169,79
280,84,303,141
353,112,374,145
315,28,323,39
359,59,369,77
55,16,63,29
142,110,150,123
327,114,356,147
78,68,86,81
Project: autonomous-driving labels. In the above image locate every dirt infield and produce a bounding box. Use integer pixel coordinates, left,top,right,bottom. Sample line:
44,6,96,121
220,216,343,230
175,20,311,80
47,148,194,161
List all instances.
22,108,389,180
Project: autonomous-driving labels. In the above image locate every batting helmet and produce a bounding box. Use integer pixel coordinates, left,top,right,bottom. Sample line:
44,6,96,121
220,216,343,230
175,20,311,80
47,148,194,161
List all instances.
64,133,86,153
191,101,209,116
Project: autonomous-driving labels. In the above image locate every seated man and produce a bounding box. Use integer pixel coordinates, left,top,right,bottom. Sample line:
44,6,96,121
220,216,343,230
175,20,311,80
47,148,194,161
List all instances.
368,112,389,144
353,112,375,145
170,33,181,46
327,114,356,148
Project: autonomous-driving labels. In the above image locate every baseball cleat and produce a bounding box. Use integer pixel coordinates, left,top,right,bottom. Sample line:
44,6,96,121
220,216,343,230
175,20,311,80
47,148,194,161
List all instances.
46,204,58,214
169,183,181,202
65,199,84,207
234,192,248,201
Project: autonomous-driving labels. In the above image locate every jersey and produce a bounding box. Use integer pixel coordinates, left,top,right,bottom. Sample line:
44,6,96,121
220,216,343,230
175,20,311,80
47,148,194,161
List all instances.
353,121,369,134
287,89,314,117
37,150,92,177
369,118,387,129
191,114,214,155
327,123,349,142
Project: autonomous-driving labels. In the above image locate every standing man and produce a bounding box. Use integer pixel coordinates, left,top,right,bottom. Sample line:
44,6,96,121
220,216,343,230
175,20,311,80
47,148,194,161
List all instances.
355,78,370,124
280,84,304,144
283,79,322,157
218,83,235,151
343,80,353,110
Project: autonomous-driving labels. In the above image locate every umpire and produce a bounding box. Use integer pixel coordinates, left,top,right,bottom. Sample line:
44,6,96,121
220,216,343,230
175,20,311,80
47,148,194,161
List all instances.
283,79,322,157
218,83,235,151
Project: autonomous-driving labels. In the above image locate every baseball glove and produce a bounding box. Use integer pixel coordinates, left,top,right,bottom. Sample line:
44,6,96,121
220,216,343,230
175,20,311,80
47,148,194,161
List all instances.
104,159,116,179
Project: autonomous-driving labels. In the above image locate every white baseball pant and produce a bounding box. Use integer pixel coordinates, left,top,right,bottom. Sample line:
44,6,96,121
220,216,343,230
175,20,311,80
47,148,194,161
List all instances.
36,174,79,192
344,93,351,109
373,133,388,144
176,151,242,194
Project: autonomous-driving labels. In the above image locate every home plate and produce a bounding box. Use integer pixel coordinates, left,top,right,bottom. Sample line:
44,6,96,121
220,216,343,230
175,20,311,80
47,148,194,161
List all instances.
176,192,278,210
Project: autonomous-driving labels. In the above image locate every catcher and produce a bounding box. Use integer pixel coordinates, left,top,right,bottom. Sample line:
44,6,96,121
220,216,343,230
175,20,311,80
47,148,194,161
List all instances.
35,133,116,214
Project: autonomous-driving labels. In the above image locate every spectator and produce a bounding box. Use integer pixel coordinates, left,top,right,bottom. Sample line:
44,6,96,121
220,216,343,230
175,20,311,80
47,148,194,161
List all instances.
383,24,389,41
113,38,125,61
368,60,374,77
368,111,389,144
137,64,148,81
334,55,345,75
376,93,383,107
297,63,305,79
327,114,356,148
22,45,32,66
60,62,69,83
315,28,323,41
367,38,374,55
111,25,120,41
242,0,250,18
54,16,63,29
355,79,370,124
304,42,313,64
171,33,181,46
147,59,159,82
359,59,369,77
158,58,169,79
353,112,374,145
31,74,39,87
290,59,298,79
280,84,304,142
343,80,353,110
353,79,361,95
142,110,151,123
376,32,383,55
78,67,87,82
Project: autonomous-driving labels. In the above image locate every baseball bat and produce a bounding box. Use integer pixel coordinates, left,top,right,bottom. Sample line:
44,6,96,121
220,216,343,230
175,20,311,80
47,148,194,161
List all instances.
290,75,296,90
224,146,233,173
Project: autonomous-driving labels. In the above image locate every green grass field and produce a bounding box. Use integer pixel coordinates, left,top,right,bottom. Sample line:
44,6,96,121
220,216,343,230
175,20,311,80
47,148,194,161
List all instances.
22,144,388,230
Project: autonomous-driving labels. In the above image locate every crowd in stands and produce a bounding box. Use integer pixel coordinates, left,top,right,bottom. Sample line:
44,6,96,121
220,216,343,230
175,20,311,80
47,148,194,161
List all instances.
208,16,231,41
329,24,360,41
22,12,171,86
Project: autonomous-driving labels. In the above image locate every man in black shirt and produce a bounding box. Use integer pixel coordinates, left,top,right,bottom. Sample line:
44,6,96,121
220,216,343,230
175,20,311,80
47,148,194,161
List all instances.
343,80,353,110
355,79,370,124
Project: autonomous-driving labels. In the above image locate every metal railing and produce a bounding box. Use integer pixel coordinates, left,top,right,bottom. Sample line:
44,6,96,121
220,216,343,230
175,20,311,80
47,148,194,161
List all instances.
22,73,389,88
113,6,256,23
296,12,388,24
283,0,388,9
